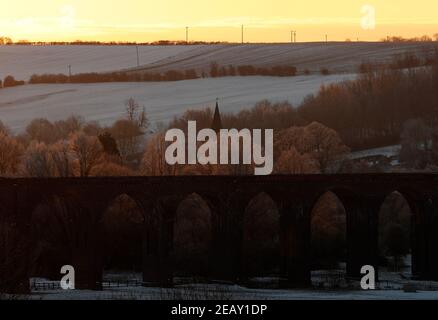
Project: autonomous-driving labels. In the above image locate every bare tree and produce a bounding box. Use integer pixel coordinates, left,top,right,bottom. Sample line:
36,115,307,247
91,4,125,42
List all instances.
0,37,13,45
275,147,319,174
110,119,143,163
305,122,350,173
53,115,84,140
274,122,349,173
142,133,177,176
0,121,10,136
50,140,74,177
69,132,103,177
24,141,54,177
125,98,149,130
0,133,24,176
400,119,431,168
25,118,58,144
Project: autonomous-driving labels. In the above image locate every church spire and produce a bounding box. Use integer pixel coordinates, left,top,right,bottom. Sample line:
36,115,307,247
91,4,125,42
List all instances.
212,98,222,133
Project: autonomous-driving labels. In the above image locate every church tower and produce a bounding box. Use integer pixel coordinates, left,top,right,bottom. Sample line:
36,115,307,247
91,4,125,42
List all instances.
211,98,222,133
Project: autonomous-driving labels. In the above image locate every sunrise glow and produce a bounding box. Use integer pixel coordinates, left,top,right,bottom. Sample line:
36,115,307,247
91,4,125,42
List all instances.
1,0,438,43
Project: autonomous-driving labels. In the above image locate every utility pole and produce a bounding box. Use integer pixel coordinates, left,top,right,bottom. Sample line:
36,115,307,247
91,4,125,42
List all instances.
136,45,140,67
325,34,328,43
291,30,297,43
186,26,189,43
241,25,244,44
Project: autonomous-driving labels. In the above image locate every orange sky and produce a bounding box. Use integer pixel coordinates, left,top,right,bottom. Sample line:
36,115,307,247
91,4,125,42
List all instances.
1,0,438,42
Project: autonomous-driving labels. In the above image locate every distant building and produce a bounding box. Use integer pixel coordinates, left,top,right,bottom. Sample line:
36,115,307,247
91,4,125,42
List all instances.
211,99,222,132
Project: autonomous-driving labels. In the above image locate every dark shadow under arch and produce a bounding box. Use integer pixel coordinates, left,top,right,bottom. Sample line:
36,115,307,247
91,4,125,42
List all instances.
172,192,212,278
310,191,347,272
242,192,280,279
378,190,413,276
30,195,72,280
101,193,145,278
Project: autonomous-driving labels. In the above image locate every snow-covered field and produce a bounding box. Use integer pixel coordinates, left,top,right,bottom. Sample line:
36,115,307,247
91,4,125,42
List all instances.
0,45,204,81
18,267,438,300
127,42,438,74
349,145,401,160
1,42,436,82
14,284,438,300
1,42,434,133
0,74,356,133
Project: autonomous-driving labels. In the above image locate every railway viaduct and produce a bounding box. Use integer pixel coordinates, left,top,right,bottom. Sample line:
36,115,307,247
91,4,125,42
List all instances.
1,174,437,292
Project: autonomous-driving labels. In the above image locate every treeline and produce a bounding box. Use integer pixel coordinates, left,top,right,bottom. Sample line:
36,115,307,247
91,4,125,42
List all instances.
3,34,438,45
0,98,149,178
0,39,229,46
209,62,298,77
27,63,301,85
0,75,25,88
0,98,350,179
381,34,438,42
29,69,200,84
358,51,438,73
26,51,438,86
299,55,438,150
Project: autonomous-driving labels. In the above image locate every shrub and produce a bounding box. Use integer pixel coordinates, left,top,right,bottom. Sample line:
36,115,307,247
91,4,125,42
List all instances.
320,68,330,76
3,75,24,87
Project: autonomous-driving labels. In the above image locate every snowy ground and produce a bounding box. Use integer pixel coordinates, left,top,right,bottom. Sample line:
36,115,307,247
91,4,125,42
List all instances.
127,42,438,74
349,145,401,160
1,42,436,82
0,74,356,133
0,45,204,81
16,284,438,300
17,265,438,300
1,42,434,133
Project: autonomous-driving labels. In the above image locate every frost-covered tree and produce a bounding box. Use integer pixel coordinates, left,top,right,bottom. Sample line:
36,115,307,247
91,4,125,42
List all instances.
0,133,23,176
142,132,177,176
24,141,54,177
25,118,58,144
400,119,431,168
69,132,103,177
110,119,143,163
275,147,319,174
